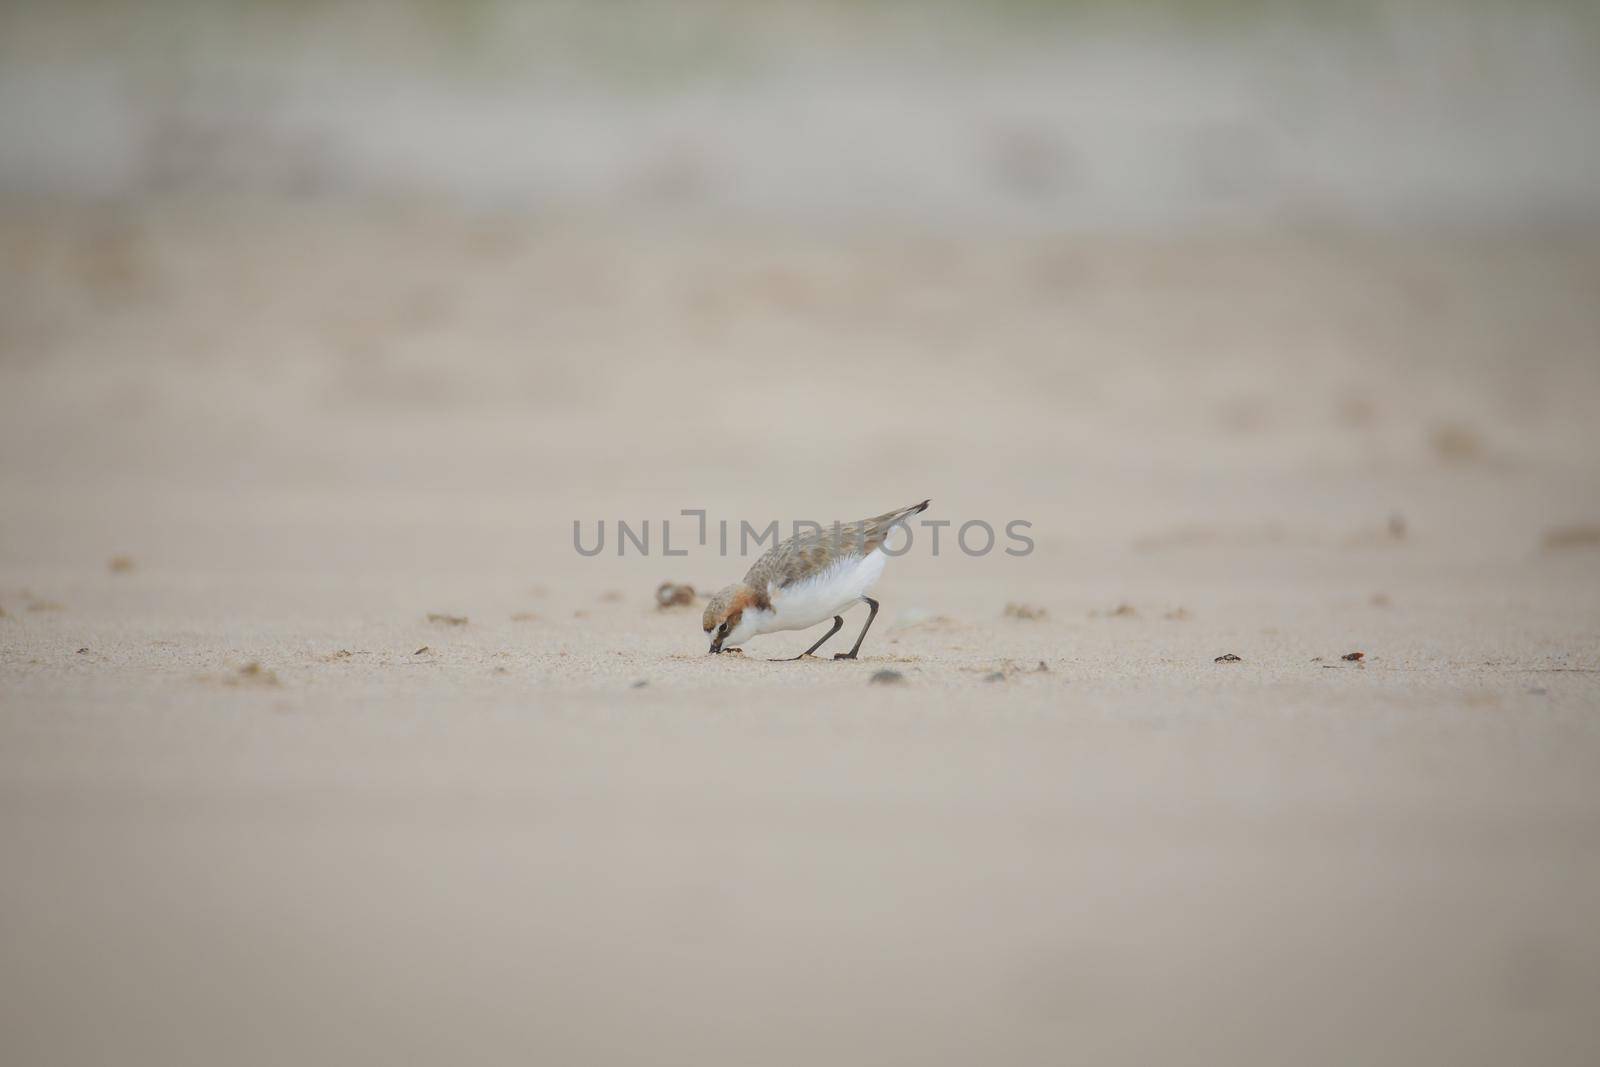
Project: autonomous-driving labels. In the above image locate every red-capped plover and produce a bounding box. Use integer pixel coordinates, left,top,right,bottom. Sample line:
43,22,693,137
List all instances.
704,499,930,659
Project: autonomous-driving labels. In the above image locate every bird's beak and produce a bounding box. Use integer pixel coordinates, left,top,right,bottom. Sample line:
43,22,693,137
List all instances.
709,635,722,654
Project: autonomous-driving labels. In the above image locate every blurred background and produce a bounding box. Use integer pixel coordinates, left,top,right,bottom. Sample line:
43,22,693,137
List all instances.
3,0,1598,580
4,3,1600,1065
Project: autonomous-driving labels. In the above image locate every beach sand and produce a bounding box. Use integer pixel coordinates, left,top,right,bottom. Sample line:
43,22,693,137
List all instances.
3,200,1599,1064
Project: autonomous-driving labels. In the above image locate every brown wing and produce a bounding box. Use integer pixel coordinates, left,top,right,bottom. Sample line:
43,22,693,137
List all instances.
847,499,931,554
744,500,929,591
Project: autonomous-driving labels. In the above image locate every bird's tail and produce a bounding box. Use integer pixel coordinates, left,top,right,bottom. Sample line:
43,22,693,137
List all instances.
839,499,931,554
898,499,932,522
874,499,931,529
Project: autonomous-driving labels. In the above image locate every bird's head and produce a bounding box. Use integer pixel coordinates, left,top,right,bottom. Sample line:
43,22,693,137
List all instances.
703,583,759,653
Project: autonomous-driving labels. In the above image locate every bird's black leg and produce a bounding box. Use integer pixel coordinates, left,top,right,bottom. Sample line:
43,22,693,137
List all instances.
775,615,844,661
834,597,879,660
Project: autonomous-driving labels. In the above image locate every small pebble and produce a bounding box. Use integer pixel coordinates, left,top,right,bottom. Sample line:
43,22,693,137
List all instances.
1342,651,1365,662
984,671,1006,683
1215,653,1242,663
631,679,649,689
234,661,280,686
656,582,697,608
869,669,905,685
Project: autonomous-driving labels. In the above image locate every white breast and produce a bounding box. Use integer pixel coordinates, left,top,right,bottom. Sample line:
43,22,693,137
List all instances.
761,549,887,634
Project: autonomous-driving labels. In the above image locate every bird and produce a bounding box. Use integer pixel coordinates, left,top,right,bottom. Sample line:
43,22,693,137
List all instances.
703,499,929,659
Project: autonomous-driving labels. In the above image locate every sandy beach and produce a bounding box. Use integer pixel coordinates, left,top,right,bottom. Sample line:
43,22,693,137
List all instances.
4,201,1599,1065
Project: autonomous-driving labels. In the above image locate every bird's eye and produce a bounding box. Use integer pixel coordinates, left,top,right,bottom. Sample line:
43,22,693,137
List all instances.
718,623,729,637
